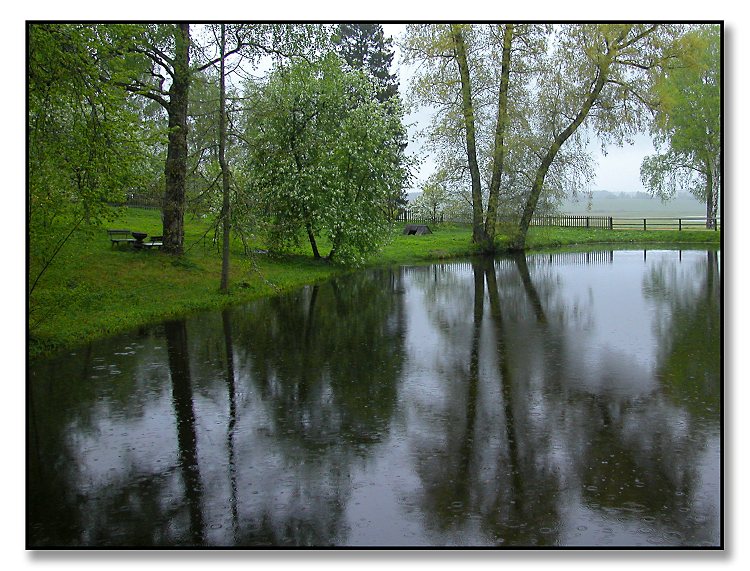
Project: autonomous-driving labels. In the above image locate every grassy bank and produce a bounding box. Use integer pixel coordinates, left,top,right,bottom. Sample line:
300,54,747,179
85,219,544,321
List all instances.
28,208,720,358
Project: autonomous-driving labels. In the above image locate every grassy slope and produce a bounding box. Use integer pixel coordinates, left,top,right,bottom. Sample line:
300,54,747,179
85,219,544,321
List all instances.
28,208,720,358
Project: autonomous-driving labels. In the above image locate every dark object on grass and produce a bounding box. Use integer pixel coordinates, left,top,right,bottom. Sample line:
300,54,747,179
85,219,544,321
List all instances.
107,229,136,247
403,224,432,235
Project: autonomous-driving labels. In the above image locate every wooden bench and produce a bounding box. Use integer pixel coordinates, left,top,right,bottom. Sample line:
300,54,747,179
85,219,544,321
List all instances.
108,229,136,247
142,235,163,249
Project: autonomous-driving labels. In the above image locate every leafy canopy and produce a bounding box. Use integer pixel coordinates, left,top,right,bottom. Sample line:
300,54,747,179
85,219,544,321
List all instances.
243,52,411,265
640,25,721,206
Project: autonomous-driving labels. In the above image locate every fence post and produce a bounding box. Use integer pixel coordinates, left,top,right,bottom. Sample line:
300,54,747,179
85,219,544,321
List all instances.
643,218,647,231
679,218,682,232
609,216,613,230
714,218,718,231
586,216,590,228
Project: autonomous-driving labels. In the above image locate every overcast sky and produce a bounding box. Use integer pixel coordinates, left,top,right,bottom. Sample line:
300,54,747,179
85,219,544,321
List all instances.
382,24,656,194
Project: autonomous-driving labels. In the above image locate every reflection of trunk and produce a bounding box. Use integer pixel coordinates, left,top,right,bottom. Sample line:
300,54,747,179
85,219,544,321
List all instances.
456,265,483,494
28,375,42,484
299,285,319,404
706,250,718,292
222,309,239,538
304,285,319,347
512,252,547,324
484,262,524,512
330,278,345,316
165,319,204,544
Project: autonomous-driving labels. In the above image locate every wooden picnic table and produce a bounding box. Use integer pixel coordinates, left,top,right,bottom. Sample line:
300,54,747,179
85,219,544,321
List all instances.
107,229,162,249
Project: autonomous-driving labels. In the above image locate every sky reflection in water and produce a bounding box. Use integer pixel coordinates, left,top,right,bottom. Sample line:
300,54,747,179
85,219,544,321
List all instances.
28,248,721,547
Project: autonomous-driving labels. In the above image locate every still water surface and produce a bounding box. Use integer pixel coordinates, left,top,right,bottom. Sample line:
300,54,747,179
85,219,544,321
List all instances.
28,249,721,547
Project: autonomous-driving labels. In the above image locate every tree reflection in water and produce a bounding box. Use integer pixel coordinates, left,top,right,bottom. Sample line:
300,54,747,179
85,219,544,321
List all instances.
27,249,721,547
404,250,719,546
164,318,205,544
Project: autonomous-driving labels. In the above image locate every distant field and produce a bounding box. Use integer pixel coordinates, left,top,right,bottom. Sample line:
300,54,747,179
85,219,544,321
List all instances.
560,195,712,218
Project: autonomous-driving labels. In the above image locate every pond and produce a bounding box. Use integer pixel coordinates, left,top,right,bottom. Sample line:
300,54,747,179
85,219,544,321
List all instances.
28,248,722,548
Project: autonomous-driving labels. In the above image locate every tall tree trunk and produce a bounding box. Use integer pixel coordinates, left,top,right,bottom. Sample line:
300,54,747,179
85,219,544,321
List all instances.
704,155,715,229
162,24,191,255
515,56,612,249
219,24,232,292
327,236,340,262
484,24,514,245
451,25,487,248
305,221,321,259
290,132,321,260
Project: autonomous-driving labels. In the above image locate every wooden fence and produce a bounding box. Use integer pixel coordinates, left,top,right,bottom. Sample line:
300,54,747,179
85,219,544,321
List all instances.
396,210,446,225
108,193,162,210
115,201,721,232
607,217,720,231
529,249,616,265
397,209,720,232
529,214,612,229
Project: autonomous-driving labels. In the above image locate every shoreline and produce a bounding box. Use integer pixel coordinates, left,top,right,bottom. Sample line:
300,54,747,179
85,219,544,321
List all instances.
28,212,721,360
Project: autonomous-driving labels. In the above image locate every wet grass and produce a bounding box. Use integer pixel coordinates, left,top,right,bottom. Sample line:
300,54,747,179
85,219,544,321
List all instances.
28,209,720,358
522,225,721,250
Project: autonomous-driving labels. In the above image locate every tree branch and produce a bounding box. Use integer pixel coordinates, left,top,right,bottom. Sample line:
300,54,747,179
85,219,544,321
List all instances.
29,216,84,297
121,82,169,108
613,57,657,70
604,77,657,109
616,25,658,50
133,46,175,76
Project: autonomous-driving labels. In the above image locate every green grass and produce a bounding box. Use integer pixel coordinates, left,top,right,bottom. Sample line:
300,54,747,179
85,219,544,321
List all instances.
28,209,720,358
376,223,483,264
522,225,721,250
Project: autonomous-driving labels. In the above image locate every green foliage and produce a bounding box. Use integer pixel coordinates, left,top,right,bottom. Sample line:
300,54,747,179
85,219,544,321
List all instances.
640,25,721,214
28,25,149,223
333,24,408,220
28,24,158,298
241,53,411,265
